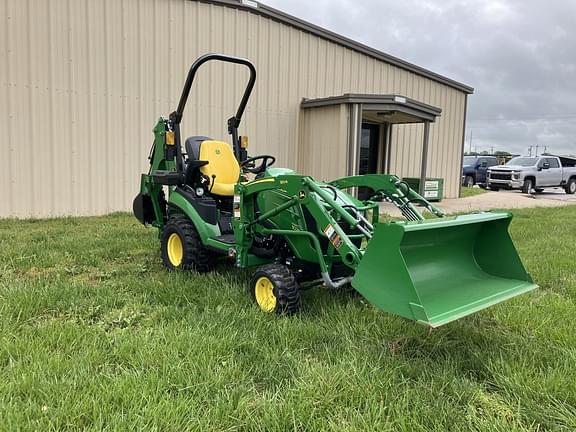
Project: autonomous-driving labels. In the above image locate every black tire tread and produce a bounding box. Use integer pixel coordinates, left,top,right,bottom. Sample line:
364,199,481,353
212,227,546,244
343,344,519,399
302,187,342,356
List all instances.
565,178,576,194
251,263,300,316
522,178,533,194
161,214,212,273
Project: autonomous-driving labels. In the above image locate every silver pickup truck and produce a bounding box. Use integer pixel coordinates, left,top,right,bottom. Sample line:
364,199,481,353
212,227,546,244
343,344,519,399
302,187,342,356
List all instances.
487,155,576,194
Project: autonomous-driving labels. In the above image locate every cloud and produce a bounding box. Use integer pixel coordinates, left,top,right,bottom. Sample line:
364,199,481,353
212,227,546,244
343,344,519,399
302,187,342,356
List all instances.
264,0,576,156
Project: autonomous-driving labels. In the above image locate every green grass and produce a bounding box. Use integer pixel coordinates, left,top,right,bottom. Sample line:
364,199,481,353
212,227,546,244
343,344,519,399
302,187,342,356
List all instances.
1,207,575,431
460,186,489,198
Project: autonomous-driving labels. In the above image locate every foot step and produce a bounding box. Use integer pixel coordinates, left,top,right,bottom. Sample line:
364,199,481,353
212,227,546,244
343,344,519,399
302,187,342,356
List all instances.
212,234,235,245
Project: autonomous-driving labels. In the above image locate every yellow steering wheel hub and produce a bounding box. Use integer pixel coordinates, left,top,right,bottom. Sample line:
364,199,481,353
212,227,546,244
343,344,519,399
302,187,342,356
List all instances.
255,276,276,312
167,233,183,266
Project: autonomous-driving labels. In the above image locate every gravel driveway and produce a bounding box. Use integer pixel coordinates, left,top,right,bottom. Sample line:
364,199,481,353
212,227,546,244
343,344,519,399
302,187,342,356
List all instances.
380,187,576,217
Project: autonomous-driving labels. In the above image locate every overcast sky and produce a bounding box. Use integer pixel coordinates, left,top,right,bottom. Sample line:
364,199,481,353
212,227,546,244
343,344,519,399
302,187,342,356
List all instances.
264,0,576,156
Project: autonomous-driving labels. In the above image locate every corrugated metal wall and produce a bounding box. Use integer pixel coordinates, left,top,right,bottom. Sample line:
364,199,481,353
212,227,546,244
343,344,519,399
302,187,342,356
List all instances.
0,0,467,218
299,105,348,181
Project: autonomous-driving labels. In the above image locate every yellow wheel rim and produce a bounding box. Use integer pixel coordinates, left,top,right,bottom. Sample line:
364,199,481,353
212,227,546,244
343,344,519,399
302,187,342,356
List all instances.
167,233,183,267
255,276,276,313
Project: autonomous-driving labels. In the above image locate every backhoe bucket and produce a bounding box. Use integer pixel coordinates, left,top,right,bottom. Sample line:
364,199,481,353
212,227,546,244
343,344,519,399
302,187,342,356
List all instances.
352,213,537,327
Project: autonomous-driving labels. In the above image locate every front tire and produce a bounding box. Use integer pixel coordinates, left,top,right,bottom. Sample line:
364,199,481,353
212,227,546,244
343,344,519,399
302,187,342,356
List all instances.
522,178,534,194
489,185,500,191
160,214,212,273
566,178,576,194
463,175,474,187
250,264,300,315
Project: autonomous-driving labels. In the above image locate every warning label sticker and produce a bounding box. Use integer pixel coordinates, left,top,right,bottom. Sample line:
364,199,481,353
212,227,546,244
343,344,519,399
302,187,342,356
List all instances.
233,194,241,218
324,224,343,249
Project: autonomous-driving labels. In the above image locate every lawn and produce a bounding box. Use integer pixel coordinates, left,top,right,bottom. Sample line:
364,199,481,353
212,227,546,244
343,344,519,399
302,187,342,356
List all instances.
1,207,575,431
460,186,489,198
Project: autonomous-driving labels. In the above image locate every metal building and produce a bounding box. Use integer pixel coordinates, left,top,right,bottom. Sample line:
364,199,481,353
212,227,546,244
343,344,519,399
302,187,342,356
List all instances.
0,0,473,218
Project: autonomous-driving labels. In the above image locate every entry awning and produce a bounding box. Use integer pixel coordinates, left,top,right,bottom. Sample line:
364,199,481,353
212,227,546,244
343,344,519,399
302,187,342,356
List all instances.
301,94,441,123
301,94,442,196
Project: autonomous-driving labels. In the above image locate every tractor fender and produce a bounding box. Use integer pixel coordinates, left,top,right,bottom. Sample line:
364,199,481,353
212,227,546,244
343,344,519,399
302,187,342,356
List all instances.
168,191,220,242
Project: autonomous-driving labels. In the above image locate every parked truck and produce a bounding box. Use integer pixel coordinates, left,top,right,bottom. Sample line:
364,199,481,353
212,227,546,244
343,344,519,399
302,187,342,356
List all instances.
487,155,576,194
462,155,500,187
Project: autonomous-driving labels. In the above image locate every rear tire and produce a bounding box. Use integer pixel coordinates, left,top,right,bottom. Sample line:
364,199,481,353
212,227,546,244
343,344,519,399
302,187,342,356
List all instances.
250,263,300,316
522,178,534,194
566,178,576,194
464,175,474,187
534,188,544,193
160,214,212,273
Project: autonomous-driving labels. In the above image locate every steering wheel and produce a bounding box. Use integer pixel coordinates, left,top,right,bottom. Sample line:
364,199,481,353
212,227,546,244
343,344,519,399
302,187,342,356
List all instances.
240,155,276,174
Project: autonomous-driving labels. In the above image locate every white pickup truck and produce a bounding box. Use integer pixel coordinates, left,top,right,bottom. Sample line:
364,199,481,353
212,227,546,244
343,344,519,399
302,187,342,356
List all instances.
487,155,576,194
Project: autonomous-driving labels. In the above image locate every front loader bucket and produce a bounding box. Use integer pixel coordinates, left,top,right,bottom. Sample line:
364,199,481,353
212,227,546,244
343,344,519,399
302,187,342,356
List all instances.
352,213,537,327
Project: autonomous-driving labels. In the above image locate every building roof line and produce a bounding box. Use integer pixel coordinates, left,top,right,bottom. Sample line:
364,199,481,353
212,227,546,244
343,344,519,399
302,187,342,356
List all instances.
302,94,442,113
301,94,442,123
197,0,474,94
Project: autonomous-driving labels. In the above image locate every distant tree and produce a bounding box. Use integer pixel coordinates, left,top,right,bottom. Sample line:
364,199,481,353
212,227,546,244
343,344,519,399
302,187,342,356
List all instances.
494,150,512,156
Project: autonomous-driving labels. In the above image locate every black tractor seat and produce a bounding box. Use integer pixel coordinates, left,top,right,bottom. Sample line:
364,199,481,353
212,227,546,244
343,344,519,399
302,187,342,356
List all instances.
185,136,212,161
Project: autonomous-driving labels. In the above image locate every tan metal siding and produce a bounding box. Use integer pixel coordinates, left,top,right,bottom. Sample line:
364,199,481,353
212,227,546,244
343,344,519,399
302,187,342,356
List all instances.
1,0,466,217
299,104,348,181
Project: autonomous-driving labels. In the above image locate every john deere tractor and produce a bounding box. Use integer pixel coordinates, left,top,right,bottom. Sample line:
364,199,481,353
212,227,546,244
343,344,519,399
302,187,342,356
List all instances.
134,53,537,327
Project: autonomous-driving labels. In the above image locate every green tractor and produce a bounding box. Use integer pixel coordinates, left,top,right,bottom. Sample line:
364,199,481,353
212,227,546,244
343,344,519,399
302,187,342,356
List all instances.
134,53,537,327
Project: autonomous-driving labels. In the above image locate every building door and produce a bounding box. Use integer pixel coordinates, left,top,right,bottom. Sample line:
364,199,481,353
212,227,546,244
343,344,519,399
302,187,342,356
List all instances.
358,123,380,199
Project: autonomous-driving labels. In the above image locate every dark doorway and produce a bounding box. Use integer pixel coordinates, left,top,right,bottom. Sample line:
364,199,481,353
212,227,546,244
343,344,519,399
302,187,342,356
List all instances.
359,123,380,175
358,123,380,199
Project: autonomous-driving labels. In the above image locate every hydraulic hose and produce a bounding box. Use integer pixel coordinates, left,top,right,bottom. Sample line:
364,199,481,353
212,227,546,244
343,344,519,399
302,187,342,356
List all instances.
321,272,353,290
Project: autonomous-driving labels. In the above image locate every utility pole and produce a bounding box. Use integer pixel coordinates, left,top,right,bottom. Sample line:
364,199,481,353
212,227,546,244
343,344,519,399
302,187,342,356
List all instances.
469,130,473,154
528,146,533,157
490,146,494,155
535,145,539,156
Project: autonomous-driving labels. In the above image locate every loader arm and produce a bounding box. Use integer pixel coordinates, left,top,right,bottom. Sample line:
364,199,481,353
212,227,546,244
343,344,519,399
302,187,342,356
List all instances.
329,174,444,220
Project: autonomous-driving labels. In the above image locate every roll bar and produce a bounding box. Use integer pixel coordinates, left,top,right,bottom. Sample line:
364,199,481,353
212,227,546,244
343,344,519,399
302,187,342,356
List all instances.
170,53,256,125
168,53,257,170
